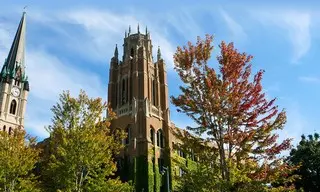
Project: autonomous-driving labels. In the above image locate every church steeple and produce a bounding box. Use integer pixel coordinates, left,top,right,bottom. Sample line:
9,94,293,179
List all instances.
1,12,27,83
0,11,29,131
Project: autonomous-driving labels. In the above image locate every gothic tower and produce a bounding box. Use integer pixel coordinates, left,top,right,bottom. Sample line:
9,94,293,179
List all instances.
108,25,172,191
0,12,29,134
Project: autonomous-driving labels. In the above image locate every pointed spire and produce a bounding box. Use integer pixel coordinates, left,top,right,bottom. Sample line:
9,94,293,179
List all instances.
125,30,127,38
128,25,131,34
145,26,148,35
1,12,26,80
157,46,161,61
137,23,140,34
114,44,118,59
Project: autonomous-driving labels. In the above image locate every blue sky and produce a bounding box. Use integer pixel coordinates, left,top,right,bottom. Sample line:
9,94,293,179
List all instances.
0,0,319,146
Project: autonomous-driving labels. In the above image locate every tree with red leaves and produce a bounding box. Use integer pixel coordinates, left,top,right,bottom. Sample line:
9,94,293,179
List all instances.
171,35,297,191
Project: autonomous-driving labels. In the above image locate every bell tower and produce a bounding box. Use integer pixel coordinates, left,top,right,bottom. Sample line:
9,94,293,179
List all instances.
108,25,171,191
0,12,29,134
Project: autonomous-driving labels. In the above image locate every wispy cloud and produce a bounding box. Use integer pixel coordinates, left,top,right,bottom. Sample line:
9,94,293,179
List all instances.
0,7,179,139
27,49,105,101
166,10,203,41
253,10,311,63
220,9,247,42
25,49,106,139
0,21,15,61
28,8,176,68
62,8,176,69
299,76,320,83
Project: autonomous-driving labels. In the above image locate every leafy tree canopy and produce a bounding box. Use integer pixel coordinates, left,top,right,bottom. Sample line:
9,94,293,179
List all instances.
0,129,40,192
171,35,297,191
40,90,132,192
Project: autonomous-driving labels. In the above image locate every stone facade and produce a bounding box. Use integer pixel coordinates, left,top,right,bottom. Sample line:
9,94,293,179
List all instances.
0,12,29,133
108,26,181,192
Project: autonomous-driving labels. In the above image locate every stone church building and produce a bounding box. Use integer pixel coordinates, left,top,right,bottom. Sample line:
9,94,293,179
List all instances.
0,12,29,135
1,12,192,192
108,26,189,192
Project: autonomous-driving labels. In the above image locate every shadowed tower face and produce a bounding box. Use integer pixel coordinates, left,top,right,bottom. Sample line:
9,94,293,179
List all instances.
108,25,172,191
0,12,29,134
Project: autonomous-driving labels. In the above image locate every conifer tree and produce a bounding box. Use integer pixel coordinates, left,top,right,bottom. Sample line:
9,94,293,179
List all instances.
289,133,320,191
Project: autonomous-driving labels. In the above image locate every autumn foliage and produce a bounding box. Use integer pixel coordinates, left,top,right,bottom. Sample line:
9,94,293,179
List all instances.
171,35,297,191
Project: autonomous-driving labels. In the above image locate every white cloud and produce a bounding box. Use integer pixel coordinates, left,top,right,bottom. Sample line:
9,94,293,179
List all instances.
24,49,106,138
27,49,105,102
220,9,247,42
253,10,311,63
166,10,203,41
0,22,15,62
27,8,176,68
299,76,320,83
0,7,179,139
60,9,176,69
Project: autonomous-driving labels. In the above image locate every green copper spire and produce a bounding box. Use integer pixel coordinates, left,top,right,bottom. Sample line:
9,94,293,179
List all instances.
1,12,26,80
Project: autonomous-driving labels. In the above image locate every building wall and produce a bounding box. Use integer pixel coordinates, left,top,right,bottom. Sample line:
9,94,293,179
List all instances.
108,28,186,192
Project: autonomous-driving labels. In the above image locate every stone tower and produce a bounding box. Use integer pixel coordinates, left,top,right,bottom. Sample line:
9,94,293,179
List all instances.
0,12,29,134
108,25,172,191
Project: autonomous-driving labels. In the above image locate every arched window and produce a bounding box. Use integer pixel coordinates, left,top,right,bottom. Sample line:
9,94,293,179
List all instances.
125,125,131,145
8,127,12,135
150,128,155,144
9,100,17,115
3,125,6,132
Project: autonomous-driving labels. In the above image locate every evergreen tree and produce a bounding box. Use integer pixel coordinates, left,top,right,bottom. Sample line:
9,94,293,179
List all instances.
289,133,320,191
171,35,297,191
40,90,132,192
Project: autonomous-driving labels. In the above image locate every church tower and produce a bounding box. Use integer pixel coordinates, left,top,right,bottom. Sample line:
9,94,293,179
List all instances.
108,25,172,191
0,12,29,134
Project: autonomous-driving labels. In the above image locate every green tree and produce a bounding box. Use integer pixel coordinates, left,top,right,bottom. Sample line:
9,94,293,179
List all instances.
289,133,320,191
171,35,297,191
41,90,132,192
0,129,40,192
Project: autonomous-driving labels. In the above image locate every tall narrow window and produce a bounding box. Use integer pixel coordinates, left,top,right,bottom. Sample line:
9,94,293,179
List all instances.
157,129,164,148
9,100,17,115
122,79,127,105
14,80,20,86
130,48,134,58
152,79,156,106
157,130,160,147
3,125,6,132
158,158,164,173
125,125,131,145
150,128,155,144
9,127,12,135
